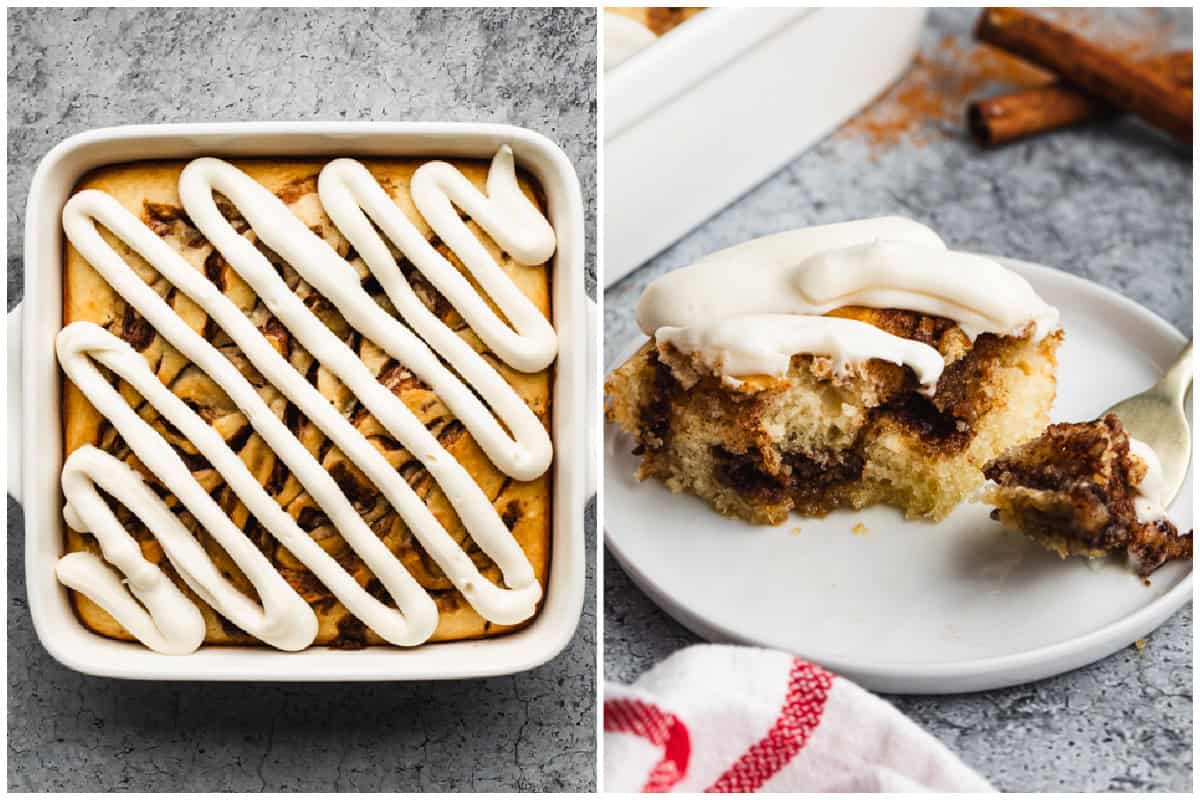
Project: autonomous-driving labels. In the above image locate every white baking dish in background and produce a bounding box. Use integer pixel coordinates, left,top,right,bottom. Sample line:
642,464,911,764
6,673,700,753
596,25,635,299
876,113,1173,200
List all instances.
10,122,590,681
603,7,927,286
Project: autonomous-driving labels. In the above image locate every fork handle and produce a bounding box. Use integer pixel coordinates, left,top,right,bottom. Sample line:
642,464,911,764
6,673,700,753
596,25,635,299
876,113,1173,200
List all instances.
1160,339,1193,404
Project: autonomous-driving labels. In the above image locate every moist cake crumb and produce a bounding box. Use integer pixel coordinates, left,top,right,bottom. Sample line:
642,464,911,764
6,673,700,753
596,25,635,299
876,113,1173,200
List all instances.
982,414,1192,578
607,310,1061,525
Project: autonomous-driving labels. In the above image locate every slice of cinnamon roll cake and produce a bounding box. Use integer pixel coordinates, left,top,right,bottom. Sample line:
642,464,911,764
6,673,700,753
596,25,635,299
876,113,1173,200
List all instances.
606,217,1063,525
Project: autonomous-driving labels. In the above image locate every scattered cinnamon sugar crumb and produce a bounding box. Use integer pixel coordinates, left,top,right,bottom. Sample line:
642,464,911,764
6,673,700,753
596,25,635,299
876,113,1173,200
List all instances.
837,8,1181,155
851,522,869,536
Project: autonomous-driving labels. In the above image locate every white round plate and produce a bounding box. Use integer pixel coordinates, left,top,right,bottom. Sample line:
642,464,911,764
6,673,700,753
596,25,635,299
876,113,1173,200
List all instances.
605,256,1192,694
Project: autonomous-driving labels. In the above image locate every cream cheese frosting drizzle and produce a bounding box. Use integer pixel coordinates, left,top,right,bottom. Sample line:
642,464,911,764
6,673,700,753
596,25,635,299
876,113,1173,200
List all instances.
637,217,947,335
57,447,209,655
58,327,320,653
788,242,1060,341
1129,437,1169,523
604,13,657,71
637,217,1060,385
656,314,946,395
57,147,555,652
317,151,553,479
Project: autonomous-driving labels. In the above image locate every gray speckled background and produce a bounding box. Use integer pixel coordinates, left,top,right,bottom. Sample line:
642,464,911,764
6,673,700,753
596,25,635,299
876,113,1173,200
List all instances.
604,8,1192,793
8,7,596,793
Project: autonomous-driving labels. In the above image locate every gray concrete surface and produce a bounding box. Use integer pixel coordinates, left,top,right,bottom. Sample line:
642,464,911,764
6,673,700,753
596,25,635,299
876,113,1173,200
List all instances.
8,7,596,793
604,8,1192,793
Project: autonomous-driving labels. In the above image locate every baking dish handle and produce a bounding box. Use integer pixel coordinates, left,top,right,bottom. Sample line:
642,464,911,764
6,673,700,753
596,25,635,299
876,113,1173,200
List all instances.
585,296,598,500
7,302,22,504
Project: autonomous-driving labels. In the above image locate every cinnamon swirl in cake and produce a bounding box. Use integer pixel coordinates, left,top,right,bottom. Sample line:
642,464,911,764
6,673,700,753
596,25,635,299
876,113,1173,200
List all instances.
982,414,1192,578
606,217,1063,524
58,148,555,653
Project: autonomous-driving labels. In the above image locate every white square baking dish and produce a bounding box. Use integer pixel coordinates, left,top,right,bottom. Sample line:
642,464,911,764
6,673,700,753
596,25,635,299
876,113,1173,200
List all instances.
603,7,927,285
12,121,589,680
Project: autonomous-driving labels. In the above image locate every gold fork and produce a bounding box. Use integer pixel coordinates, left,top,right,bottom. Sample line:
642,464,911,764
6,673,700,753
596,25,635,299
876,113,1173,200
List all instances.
1103,340,1193,506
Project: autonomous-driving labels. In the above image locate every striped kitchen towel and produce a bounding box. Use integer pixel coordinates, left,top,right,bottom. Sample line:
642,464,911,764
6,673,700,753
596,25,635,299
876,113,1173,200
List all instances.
604,644,992,793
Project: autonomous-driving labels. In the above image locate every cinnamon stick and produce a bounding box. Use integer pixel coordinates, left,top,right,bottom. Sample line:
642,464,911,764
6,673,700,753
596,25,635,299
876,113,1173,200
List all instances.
969,51,1193,146
974,7,1192,144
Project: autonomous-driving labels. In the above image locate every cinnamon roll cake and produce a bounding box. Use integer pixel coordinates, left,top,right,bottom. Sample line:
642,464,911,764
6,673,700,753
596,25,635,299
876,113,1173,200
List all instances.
606,217,1063,525
982,414,1192,578
58,148,555,653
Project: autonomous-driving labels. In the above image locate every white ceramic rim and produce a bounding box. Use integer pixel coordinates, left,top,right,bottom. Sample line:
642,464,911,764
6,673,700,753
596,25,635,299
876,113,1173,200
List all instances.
604,7,813,140
600,8,926,287
16,121,589,681
604,255,1193,694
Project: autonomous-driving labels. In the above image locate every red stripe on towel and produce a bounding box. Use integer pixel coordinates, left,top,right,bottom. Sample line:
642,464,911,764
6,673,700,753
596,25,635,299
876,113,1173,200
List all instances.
705,659,834,793
605,697,692,793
